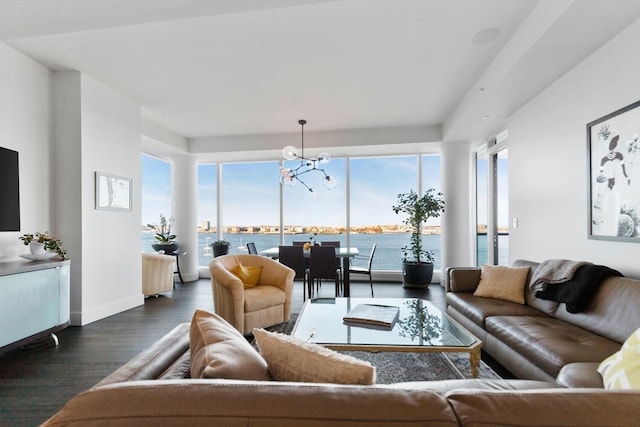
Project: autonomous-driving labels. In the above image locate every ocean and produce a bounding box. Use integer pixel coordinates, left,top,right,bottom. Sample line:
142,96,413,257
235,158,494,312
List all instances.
142,233,508,270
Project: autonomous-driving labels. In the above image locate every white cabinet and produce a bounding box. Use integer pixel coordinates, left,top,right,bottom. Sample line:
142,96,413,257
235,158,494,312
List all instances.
0,260,70,351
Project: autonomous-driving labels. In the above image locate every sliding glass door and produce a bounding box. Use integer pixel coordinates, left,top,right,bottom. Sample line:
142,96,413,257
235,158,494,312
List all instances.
476,141,509,266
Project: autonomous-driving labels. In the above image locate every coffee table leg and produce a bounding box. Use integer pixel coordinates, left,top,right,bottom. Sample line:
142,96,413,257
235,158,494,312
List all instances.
469,347,481,378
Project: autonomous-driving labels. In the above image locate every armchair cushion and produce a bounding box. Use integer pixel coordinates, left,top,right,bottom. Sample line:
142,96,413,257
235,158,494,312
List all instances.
230,262,263,288
189,309,271,381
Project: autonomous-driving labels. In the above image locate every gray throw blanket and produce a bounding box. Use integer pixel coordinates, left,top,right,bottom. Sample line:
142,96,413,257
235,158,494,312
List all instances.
529,259,592,291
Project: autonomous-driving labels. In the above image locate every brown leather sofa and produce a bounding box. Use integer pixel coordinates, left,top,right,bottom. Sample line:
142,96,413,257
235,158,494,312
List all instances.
445,259,640,386
42,319,640,426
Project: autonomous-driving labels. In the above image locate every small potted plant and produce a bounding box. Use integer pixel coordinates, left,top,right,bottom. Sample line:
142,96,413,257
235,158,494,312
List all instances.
19,231,67,259
211,239,231,257
392,188,445,288
148,214,179,254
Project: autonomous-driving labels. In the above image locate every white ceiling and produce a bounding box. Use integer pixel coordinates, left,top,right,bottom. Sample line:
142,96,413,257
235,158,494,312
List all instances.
1,0,638,152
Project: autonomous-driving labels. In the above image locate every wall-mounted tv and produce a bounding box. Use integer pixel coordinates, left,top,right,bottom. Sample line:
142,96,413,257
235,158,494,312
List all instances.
0,146,20,231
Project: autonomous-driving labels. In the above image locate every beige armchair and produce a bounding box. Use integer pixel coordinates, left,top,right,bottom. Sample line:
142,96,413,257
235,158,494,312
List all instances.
142,253,175,297
210,254,294,335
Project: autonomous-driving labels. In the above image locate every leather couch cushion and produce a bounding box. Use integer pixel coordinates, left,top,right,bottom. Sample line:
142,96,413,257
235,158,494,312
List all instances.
556,363,603,388
474,265,530,304
447,389,640,427
189,309,271,380
446,292,546,328
254,328,376,385
598,327,640,389
554,276,640,344
42,379,460,426
486,316,620,377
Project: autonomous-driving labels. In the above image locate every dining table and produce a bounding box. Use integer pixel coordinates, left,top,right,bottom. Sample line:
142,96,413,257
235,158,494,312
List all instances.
260,246,359,297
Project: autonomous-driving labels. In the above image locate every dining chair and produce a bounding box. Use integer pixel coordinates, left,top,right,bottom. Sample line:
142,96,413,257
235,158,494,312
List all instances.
292,241,307,246
320,240,343,285
246,242,258,255
278,245,310,300
309,246,341,297
349,243,377,297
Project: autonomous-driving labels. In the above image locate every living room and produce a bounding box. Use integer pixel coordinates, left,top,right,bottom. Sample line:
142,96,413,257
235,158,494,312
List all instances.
0,0,637,329
1,0,639,425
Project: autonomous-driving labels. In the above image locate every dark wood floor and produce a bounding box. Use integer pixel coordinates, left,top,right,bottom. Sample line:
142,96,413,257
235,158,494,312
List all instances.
0,278,511,426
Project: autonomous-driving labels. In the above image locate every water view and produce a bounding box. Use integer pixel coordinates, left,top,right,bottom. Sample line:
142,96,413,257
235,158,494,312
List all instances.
142,233,508,270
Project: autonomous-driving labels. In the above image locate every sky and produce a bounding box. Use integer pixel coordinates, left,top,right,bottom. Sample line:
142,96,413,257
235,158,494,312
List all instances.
141,153,507,228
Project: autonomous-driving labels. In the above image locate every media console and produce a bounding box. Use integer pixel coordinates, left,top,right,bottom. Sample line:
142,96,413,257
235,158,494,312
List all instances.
0,258,71,353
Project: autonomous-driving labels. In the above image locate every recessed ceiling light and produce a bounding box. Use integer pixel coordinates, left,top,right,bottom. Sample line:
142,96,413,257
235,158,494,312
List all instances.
472,28,501,45
482,115,490,120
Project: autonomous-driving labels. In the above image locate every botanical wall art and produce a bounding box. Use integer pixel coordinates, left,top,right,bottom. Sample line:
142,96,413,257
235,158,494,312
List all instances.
95,172,132,211
587,100,640,242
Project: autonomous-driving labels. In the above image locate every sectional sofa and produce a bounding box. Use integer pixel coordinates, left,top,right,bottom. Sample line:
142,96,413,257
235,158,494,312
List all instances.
445,259,640,386
44,262,640,427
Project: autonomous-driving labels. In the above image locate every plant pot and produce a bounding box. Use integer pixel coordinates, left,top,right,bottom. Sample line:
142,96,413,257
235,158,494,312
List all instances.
152,242,180,254
29,241,46,255
211,244,229,257
402,262,434,288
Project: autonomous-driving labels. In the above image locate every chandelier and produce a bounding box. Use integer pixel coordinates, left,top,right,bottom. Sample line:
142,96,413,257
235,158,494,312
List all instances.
279,119,336,196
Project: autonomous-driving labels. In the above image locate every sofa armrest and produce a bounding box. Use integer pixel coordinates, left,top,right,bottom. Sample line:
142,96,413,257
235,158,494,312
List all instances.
555,363,604,388
94,323,190,388
445,267,481,293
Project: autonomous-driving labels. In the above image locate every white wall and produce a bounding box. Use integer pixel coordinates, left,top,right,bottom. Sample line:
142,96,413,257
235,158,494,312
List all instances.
2,44,145,325
508,20,640,278
0,43,52,259
77,75,143,324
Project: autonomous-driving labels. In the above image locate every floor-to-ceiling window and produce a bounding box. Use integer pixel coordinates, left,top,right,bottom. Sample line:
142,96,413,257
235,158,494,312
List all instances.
194,153,442,270
197,163,217,265
475,138,509,266
349,156,418,271
476,149,489,265
421,154,443,269
221,161,280,255
282,158,347,246
141,154,172,253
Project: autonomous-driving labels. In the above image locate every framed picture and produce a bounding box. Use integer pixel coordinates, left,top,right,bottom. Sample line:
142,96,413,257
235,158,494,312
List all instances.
95,172,132,211
587,100,640,241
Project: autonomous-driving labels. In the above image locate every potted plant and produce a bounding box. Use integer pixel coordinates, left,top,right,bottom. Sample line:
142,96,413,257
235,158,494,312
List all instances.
148,214,179,254
19,231,67,259
211,239,231,257
392,189,445,288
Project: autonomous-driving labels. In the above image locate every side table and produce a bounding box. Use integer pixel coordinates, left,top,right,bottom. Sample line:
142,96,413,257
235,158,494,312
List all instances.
168,251,187,284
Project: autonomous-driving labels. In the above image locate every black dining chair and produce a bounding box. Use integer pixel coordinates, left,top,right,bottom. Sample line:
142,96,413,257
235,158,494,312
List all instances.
309,246,341,297
349,243,377,297
246,242,258,255
320,240,343,285
278,245,310,300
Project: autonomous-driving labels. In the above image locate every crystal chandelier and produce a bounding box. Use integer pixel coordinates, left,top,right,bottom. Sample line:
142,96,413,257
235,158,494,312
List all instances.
279,119,336,196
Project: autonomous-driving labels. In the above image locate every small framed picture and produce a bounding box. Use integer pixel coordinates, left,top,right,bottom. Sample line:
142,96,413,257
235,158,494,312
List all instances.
587,100,640,241
95,172,132,211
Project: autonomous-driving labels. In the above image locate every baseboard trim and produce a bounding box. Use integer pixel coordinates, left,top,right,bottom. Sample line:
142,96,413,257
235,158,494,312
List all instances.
70,293,144,326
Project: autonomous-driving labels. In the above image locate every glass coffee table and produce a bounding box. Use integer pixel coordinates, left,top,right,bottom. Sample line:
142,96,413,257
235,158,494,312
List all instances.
292,297,482,378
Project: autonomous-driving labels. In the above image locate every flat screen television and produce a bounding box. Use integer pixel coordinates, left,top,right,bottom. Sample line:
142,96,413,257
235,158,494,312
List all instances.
0,146,20,231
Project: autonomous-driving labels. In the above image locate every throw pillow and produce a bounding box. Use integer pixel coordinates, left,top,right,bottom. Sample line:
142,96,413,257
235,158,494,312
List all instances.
189,309,271,380
473,265,530,304
253,328,376,385
230,262,262,288
598,328,640,389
